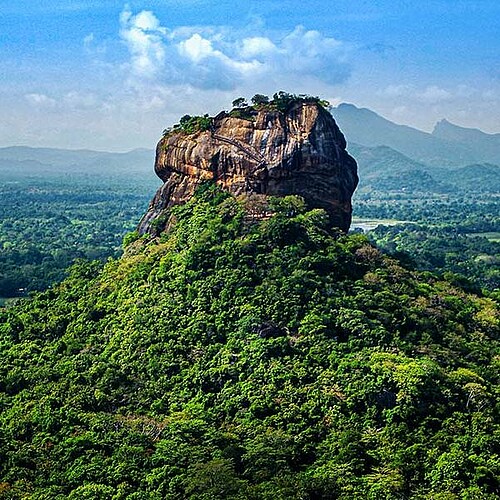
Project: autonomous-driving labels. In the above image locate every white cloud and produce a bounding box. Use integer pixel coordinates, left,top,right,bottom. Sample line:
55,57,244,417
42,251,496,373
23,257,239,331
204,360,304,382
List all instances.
417,85,452,104
132,10,164,32
382,84,454,104
118,7,351,91
3,8,355,151
175,33,262,89
63,91,98,109
25,93,57,107
178,34,215,63
119,6,167,79
239,37,278,59
279,26,347,81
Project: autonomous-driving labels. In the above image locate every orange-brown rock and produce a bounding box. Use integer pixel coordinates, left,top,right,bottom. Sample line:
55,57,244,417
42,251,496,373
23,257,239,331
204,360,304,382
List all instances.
138,101,358,234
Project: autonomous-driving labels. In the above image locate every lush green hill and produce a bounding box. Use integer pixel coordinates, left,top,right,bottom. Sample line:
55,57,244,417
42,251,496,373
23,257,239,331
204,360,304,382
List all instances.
432,163,500,194
349,144,451,194
0,148,159,298
0,186,499,499
349,143,500,195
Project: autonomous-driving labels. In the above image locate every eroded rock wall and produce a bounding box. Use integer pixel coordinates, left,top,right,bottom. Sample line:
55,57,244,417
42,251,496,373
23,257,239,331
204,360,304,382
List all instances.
139,102,358,234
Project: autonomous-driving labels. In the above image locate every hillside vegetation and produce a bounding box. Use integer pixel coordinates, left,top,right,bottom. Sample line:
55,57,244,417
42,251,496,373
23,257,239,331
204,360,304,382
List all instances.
0,186,499,499
349,142,499,291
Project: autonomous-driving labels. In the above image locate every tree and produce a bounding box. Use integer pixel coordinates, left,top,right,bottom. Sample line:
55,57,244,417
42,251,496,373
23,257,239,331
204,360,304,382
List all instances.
179,114,192,126
251,94,270,106
232,97,248,109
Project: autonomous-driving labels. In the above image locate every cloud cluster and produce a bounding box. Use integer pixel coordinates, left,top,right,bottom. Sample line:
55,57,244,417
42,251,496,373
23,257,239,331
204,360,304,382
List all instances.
15,6,350,150
119,7,167,79
7,4,499,151
118,7,351,90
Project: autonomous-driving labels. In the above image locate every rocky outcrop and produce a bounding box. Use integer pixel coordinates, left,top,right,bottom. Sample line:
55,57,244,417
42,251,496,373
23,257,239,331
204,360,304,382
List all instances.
138,101,358,234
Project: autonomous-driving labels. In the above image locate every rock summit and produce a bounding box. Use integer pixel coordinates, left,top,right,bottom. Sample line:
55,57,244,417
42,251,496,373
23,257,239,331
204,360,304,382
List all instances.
139,97,358,234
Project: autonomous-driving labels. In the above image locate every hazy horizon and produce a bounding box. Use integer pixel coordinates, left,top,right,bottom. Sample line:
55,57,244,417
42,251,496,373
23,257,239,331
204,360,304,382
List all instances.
1,102,499,155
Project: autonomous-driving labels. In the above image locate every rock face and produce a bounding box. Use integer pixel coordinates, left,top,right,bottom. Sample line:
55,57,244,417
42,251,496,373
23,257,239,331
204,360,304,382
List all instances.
138,101,358,234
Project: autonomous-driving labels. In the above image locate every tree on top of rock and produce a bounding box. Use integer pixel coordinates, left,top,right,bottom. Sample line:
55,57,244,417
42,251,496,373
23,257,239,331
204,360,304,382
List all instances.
232,97,248,109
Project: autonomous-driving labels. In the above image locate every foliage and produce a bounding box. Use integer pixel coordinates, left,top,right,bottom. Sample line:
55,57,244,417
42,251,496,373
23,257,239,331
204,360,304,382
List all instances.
232,97,248,109
350,141,499,292
229,92,331,118
122,231,141,249
250,94,270,107
165,93,332,134
367,223,499,291
270,91,330,112
0,168,158,298
171,114,212,135
353,187,499,292
0,185,499,498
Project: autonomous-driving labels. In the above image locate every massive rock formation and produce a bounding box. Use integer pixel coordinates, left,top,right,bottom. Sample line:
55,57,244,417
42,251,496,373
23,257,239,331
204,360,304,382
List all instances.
138,101,358,234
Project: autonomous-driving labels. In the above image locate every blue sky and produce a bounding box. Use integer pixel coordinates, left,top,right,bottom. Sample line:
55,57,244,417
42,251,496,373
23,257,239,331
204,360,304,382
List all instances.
1,0,499,150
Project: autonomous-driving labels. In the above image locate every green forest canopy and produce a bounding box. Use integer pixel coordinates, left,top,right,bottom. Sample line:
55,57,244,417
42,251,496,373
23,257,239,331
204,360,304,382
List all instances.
0,185,499,498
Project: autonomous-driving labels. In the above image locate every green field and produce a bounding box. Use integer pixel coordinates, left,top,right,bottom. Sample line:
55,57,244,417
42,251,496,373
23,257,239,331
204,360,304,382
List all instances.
467,232,500,242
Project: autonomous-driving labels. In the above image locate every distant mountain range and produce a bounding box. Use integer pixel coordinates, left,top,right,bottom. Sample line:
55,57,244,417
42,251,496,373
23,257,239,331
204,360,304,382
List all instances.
1,107,499,196
0,146,156,179
433,119,500,164
331,103,500,167
331,104,500,194
348,143,452,194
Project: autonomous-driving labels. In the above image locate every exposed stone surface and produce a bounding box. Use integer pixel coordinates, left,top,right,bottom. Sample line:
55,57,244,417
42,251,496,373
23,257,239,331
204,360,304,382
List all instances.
138,102,358,234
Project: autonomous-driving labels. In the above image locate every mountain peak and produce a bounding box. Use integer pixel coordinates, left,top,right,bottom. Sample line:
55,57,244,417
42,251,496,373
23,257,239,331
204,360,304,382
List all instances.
434,118,452,128
336,102,359,110
332,105,500,167
433,118,500,138
335,103,381,119
432,118,500,163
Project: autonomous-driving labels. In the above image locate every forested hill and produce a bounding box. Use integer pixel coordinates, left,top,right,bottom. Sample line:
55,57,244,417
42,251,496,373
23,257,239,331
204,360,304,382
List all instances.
0,186,499,498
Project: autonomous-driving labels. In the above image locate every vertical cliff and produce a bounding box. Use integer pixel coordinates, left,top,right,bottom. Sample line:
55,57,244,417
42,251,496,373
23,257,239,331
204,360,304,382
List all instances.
139,100,358,234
